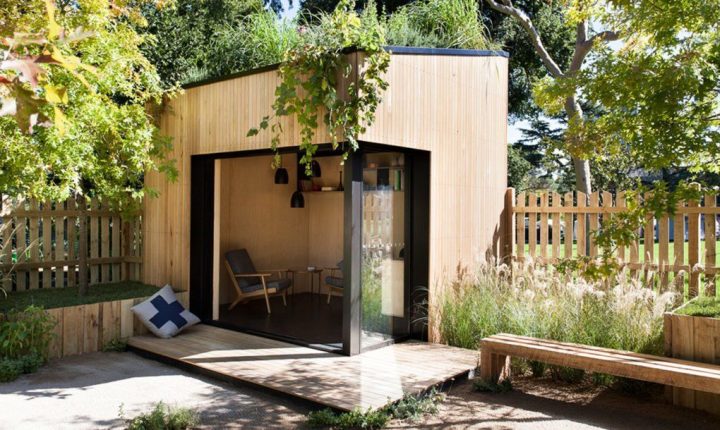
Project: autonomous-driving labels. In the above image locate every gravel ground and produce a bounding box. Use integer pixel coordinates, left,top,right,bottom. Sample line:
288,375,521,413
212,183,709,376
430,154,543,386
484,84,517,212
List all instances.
0,352,310,429
389,376,720,430
1,351,718,429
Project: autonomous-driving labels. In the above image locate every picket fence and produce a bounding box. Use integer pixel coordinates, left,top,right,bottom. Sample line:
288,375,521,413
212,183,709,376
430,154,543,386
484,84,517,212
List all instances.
507,188,719,298
0,196,142,292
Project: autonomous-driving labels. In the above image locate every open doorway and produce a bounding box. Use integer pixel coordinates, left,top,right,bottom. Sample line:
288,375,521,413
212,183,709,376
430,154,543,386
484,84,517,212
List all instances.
190,143,430,356
211,151,345,351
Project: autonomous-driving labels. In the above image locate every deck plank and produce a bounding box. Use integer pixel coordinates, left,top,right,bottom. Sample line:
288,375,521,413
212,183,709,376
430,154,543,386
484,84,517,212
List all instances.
128,324,478,411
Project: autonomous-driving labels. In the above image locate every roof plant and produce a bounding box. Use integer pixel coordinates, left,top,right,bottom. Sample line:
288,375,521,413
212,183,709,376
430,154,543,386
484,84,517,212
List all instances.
247,0,390,174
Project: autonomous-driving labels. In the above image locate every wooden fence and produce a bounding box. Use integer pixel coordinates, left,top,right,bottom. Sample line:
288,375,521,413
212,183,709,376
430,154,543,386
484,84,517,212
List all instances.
506,188,719,298
0,196,142,292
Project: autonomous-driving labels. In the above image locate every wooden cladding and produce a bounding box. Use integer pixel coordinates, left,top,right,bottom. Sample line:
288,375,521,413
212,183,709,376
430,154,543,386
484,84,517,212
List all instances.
507,188,719,297
664,312,720,415
0,196,142,292
45,292,188,359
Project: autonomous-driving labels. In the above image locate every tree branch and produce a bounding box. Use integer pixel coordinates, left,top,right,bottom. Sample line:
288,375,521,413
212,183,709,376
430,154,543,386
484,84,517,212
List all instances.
484,0,564,78
569,26,620,74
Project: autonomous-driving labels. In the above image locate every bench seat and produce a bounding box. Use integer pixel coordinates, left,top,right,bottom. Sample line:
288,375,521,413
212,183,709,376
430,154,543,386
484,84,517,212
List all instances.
480,333,720,395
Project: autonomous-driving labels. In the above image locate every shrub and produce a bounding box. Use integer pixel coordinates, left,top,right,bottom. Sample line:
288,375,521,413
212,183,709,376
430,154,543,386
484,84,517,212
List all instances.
0,305,56,360
307,389,443,429
308,407,389,429
0,305,56,382
0,353,43,382
123,402,198,430
438,262,677,356
385,389,444,421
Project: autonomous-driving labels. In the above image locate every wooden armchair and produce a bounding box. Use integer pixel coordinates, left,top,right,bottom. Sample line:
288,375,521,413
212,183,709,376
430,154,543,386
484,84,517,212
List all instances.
224,249,292,313
324,260,344,304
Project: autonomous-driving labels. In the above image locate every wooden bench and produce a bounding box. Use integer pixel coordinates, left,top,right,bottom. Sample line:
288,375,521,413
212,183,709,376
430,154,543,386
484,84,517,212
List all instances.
480,333,720,395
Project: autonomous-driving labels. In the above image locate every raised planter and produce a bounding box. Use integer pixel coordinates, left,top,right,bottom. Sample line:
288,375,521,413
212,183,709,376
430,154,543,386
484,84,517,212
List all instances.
664,301,720,415
44,291,189,359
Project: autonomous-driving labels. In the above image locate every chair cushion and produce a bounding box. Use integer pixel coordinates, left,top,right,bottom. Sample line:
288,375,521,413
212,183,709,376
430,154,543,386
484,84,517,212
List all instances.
226,249,260,288
131,285,200,339
325,276,344,288
241,278,292,294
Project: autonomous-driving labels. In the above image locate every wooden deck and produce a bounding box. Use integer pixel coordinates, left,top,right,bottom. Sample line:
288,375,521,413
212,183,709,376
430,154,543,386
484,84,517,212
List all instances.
128,324,478,411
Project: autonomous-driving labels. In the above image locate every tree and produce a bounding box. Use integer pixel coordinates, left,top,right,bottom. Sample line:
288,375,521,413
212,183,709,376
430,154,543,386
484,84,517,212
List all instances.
484,0,622,194
484,1,575,121
139,0,265,86
0,0,175,293
488,0,720,194
565,0,720,177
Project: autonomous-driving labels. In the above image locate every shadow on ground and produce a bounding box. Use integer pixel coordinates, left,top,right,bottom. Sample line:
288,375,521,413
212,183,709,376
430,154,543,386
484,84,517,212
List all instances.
388,375,719,430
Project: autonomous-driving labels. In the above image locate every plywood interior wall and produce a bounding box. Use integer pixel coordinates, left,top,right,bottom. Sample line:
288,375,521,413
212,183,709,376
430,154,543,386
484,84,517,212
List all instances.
216,154,344,304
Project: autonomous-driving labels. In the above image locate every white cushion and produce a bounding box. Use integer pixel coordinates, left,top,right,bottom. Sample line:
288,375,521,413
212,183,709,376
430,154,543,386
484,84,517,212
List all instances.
131,285,200,338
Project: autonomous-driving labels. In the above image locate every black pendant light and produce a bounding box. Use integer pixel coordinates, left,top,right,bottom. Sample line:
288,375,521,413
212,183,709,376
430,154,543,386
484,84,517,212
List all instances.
274,167,289,184
290,190,305,208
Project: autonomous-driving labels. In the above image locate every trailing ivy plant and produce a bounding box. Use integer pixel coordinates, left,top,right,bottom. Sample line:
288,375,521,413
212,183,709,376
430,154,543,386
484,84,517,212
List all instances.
247,0,390,175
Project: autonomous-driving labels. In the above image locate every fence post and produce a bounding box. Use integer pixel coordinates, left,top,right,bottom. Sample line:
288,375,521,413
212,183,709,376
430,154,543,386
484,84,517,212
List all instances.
704,194,717,296
687,184,701,298
503,188,515,263
77,195,89,295
121,220,130,281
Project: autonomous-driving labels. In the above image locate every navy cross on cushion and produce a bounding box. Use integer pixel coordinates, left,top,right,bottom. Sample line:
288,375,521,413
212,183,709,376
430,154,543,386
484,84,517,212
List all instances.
131,285,200,339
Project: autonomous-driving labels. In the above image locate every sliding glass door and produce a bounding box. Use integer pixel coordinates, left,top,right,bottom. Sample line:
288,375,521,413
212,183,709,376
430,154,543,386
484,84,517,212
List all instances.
359,151,408,351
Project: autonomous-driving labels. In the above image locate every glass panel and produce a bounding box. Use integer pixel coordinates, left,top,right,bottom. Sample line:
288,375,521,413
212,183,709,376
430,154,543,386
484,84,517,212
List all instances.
361,152,405,350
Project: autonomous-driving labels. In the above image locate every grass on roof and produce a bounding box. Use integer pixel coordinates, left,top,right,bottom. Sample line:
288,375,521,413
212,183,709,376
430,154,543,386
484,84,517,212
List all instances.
0,281,160,313
675,296,720,318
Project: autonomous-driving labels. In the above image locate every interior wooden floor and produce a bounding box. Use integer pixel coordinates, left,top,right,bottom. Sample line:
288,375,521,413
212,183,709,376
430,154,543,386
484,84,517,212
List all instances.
218,293,342,351
128,324,479,411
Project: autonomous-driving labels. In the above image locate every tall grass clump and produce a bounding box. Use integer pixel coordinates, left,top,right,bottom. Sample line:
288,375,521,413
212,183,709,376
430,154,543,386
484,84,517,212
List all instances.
384,0,496,49
438,261,678,356
206,11,299,79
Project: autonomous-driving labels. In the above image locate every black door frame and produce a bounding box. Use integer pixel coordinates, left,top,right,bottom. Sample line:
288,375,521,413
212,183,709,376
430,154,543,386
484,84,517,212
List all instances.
189,143,429,356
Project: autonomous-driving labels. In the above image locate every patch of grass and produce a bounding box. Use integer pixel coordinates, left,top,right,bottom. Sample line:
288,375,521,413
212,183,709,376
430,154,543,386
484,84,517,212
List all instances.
102,337,128,352
0,282,160,313
473,378,513,393
675,296,720,318
122,402,198,430
307,389,443,429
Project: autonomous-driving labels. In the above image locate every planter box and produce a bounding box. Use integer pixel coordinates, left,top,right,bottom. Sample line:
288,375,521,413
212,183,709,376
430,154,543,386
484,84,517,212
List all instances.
664,304,720,415
44,291,189,359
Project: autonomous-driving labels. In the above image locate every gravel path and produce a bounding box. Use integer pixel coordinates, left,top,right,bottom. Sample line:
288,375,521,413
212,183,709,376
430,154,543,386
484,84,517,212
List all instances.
0,352,310,429
389,376,720,430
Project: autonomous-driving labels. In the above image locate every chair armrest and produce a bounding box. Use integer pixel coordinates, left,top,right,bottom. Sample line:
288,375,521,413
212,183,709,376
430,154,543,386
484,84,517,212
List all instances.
258,269,288,274
324,267,341,276
234,273,272,278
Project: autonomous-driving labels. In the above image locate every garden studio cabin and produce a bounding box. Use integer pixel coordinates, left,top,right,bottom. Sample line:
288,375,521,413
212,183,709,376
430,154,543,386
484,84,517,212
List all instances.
142,47,509,356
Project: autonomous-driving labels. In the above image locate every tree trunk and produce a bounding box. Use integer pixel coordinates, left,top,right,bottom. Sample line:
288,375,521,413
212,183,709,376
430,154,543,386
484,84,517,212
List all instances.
77,194,89,296
564,96,592,194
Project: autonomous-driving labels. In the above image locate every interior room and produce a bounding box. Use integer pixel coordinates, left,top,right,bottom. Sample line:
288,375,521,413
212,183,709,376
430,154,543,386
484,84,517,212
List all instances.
211,151,345,350
211,149,408,352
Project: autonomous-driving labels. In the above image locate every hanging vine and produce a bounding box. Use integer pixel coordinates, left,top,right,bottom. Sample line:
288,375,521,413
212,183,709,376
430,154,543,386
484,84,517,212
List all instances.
247,0,390,175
